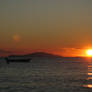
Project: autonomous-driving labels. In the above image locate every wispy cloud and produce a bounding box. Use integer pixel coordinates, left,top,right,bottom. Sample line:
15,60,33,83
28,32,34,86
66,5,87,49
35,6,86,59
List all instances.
0,49,12,54
50,47,86,57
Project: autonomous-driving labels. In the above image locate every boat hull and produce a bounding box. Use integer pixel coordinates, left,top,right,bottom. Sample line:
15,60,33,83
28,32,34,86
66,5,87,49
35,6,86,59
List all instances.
5,58,31,64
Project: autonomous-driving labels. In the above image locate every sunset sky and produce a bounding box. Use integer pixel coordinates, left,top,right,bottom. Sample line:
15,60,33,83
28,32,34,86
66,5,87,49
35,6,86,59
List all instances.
0,0,92,57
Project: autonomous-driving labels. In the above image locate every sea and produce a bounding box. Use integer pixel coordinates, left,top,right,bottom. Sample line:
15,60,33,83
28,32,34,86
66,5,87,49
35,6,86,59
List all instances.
0,57,92,92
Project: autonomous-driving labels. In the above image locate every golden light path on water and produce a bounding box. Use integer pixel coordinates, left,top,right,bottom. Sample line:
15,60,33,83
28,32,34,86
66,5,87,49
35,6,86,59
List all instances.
83,60,92,88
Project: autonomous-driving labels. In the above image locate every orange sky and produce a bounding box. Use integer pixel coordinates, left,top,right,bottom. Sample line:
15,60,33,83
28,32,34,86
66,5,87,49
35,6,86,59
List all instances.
0,0,92,57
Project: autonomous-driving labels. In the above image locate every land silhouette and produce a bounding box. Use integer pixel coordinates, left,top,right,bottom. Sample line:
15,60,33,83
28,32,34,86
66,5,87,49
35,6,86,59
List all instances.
3,52,87,64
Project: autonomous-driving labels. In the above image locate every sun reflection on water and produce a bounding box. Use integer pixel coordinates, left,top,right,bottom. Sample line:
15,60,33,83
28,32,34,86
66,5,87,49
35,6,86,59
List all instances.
88,73,92,75
84,84,92,88
83,62,92,88
87,77,92,80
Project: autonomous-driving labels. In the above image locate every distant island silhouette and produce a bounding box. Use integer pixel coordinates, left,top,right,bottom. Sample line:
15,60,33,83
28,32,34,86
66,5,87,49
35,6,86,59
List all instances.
4,52,62,64
24,52,63,58
3,52,87,64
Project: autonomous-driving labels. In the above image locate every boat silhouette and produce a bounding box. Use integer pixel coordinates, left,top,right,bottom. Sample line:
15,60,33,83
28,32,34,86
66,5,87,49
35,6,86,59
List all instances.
5,57,31,64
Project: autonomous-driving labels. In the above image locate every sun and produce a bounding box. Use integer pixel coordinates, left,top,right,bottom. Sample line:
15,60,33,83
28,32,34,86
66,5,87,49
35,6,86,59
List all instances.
86,49,92,57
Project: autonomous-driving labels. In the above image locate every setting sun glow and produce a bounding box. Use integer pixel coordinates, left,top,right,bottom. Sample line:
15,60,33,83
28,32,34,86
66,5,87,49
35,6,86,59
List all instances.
86,49,92,57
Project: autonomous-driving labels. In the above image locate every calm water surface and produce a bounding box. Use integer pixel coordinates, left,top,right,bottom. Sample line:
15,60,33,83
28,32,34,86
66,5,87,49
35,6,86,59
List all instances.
0,57,92,92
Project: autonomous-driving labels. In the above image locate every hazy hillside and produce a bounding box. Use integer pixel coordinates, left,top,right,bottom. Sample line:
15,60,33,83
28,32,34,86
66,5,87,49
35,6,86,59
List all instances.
24,52,62,59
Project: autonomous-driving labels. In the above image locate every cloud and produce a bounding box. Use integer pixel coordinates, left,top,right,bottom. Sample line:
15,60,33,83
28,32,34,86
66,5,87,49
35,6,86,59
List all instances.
51,47,86,57
0,49,12,54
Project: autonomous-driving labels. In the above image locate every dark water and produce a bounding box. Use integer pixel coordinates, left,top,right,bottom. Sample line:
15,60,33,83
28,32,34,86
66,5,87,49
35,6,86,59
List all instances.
0,57,92,92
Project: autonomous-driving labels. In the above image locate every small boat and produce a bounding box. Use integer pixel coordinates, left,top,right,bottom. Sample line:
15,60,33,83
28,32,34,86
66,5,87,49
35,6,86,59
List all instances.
5,56,31,64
